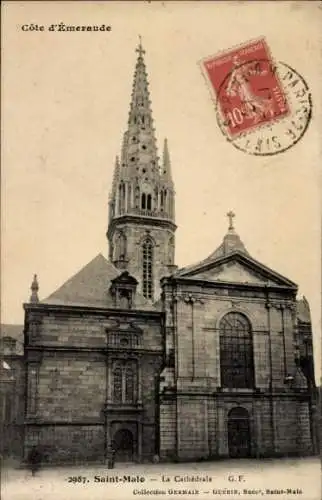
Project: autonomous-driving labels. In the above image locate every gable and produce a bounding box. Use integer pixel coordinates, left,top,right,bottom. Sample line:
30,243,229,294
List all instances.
176,252,297,289
198,261,272,285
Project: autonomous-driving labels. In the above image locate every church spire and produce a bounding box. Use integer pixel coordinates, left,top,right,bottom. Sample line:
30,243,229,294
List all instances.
108,41,175,222
107,42,176,299
162,138,174,185
119,38,159,183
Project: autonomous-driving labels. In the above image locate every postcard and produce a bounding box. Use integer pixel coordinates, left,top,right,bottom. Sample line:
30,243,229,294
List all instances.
1,1,321,500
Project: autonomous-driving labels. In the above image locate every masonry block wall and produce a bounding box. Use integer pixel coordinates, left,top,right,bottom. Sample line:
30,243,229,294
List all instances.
25,425,105,463
24,305,164,463
164,282,301,391
160,275,313,459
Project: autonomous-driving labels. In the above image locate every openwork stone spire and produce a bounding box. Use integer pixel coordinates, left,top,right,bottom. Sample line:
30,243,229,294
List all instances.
122,38,159,182
162,138,174,187
108,41,175,222
107,41,177,296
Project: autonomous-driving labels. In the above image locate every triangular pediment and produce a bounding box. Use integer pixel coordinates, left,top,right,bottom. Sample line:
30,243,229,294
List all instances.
175,252,297,288
111,271,138,286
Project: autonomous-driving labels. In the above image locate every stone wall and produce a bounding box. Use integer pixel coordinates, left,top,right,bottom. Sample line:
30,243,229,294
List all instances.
24,306,164,463
162,280,302,393
37,353,106,421
159,392,311,460
24,425,105,463
159,398,176,460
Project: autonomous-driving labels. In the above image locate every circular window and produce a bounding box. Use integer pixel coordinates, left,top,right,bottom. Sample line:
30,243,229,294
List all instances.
120,337,129,346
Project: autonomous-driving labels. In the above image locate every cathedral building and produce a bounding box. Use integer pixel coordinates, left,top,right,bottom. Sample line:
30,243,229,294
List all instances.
22,42,317,464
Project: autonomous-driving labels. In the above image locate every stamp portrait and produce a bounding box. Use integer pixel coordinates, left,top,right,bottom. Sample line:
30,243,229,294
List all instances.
200,37,312,156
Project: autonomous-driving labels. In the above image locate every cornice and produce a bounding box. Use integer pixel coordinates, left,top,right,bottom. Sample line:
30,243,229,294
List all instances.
162,276,296,294
25,345,163,355
107,214,177,237
23,302,163,319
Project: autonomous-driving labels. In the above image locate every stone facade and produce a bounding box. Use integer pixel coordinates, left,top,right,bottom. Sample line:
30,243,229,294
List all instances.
23,297,164,463
159,248,315,460
19,41,318,464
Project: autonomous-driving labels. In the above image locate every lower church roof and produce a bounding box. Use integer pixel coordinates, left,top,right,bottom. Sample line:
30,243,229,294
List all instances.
41,253,156,311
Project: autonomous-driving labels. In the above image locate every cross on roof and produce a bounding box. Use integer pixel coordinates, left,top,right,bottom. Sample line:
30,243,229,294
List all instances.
227,210,235,230
136,35,145,57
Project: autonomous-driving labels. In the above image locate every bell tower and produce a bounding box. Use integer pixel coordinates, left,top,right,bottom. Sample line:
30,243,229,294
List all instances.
107,40,176,301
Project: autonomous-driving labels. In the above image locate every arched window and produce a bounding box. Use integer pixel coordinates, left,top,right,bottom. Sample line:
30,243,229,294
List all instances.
147,194,152,210
142,239,153,299
112,361,137,404
219,312,254,389
141,193,146,209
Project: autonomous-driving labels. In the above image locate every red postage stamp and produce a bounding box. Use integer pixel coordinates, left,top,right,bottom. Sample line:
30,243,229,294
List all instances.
200,38,290,139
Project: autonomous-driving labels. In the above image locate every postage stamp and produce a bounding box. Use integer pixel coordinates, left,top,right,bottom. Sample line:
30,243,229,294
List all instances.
200,37,312,156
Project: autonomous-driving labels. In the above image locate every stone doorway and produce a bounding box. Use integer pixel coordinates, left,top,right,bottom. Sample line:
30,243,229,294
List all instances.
228,407,251,458
112,428,134,462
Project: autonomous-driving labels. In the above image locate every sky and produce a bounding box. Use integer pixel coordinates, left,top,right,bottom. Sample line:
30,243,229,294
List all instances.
2,1,321,377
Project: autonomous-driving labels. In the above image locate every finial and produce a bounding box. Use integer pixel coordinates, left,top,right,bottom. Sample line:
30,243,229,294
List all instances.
30,274,39,303
227,210,235,230
136,35,145,57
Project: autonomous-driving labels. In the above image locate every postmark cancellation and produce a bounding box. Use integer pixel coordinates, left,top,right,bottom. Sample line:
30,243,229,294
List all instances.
200,37,312,156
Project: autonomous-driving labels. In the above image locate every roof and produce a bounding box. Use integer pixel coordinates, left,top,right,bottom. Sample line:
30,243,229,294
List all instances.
205,227,249,262
1,324,24,341
0,324,24,355
174,227,249,277
41,253,156,311
172,226,297,289
297,297,311,323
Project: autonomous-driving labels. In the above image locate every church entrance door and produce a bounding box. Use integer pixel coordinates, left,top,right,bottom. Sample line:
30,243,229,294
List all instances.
112,429,134,462
228,407,251,458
